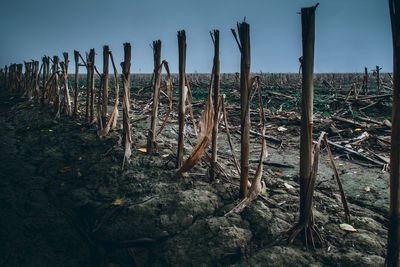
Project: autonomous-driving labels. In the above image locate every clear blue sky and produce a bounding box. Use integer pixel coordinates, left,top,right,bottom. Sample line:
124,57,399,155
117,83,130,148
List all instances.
0,0,392,73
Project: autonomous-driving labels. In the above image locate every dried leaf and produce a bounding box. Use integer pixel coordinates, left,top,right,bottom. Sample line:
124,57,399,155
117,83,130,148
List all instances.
364,186,371,192
176,137,211,176
274,172,281,176
112,197,124,206
284,182,294,190
175,75,215,176
339,223,357,232
59,166,71,173
138,148,147,153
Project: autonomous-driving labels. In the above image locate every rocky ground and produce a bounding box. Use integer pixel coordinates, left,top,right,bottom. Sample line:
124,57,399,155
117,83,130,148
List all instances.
0,85,391,266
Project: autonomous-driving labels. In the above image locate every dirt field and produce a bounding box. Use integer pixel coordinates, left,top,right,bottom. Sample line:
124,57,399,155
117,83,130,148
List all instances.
0,74,392,266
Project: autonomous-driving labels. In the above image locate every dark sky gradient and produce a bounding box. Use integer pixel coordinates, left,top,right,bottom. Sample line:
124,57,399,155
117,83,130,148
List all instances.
0,0,392,73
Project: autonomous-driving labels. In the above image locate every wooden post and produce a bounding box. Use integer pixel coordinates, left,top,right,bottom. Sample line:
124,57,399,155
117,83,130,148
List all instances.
233,21,251,198
121,43,132,166
74,50,79,115
386,1,400,266
147,40,162,154
177,30,187,168
102,45,110,125
210,30,220,180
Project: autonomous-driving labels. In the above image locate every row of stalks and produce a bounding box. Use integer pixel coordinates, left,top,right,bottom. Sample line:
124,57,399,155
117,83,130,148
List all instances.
0,2,400,265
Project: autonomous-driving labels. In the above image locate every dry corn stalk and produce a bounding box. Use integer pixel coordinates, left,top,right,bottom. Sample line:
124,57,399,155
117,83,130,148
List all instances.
225,77,267,215
232,21,251,198
89,49,95,123
99,51,119,137
155,61,173,136
286,131,325,249
286,3,322,249
322,135,350,223
147,41,173,153
386,0,400,265
85,51,91,123
60,52,72,116
102,45,110,126
73,50,80,115
52,56,61,118
147,40,163,154
34,61,42,103
177,30,186,168
210,29,221,179
121,43,132,167
175,72,214,176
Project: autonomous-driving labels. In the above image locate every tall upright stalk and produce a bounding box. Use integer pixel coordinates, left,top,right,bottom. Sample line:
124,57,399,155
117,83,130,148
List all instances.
121,43,132,167
386,0,400,265
364,67,368,95
376,65,381,94
286,3,321,248
147,40,162,154
62,52,72,116
89,49,95,123
232,21,251,198
177,30,187,168
210,30,221,180
74,51,79,115
299,3,317,224
53,56,60,118
86,52,91,123
102,45,109,125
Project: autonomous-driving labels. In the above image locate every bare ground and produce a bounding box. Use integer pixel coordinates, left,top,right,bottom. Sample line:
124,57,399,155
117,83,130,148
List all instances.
0,84,391,266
